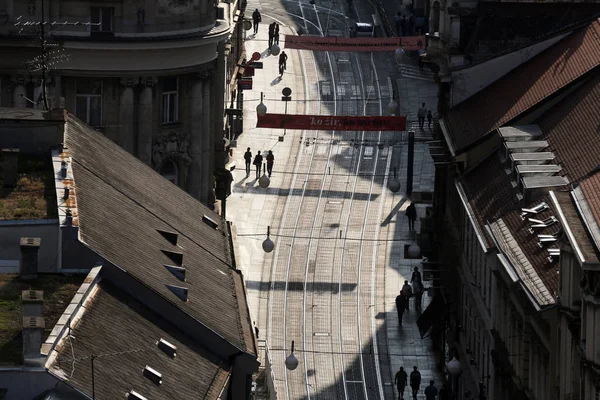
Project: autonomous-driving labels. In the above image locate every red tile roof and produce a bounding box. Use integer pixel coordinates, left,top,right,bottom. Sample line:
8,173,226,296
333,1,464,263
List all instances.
460,73,600,301
580,172,600,229
443,19,600,154
539,74,600,182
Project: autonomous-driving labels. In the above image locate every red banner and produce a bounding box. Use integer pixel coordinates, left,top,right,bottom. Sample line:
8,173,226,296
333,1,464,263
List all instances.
257,113,407,131
284,35,425,52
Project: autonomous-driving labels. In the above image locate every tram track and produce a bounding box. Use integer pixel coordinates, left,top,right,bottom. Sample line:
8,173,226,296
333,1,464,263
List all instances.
264,1,392,397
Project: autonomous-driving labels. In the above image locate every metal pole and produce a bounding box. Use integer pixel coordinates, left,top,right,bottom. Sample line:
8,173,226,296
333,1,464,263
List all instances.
406,131,415,196
40,0,49,110
284,100,288,137
91,355,96,399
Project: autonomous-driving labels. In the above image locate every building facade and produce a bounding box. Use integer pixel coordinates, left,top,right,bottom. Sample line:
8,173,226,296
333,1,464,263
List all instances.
552,181,600,400
0,0,246,204
429,19,600,400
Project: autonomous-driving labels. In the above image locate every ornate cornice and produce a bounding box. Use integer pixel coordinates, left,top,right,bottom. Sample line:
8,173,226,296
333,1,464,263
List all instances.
120,76,137,87
139,76,158,87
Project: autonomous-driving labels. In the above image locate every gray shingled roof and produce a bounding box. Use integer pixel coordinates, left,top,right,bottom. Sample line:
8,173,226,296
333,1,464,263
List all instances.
49,281,230,399
64,115,254,354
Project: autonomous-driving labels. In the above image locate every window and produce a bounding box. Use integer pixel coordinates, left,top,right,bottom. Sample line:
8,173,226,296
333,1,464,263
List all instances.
76,80,102,127
160,161,178,185
162,77,179,124
91,7,114,32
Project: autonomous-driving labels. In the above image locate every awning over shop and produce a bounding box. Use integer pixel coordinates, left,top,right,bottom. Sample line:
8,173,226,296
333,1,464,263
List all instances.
416,292,444,338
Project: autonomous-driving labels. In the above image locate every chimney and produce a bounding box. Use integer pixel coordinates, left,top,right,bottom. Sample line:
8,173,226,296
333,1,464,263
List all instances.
2,148,20,187
22,316,45,366
22,290,43,317
20,237,41,280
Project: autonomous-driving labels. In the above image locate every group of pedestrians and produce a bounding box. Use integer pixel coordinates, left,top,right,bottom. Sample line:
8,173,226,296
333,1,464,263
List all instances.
417,102,433,130
395,267,425,325
268,21,280,49
395,366,449,399
393,12,415,37
244,147,275,179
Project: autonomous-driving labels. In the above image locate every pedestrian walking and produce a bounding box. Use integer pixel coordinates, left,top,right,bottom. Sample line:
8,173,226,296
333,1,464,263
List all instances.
411,266,424,310
417,102,426,130
395,367,408,399
274,23,280,44
252,9,261,34
278,51,288,75
244,147,252,176
394,12,402,37
405,202,417,231
395,293,407,325
401,280,413,311
401,15,407,37
439,383,451,400
268,22,275,48
408,14,414,35
266,150,274,177
410,366,422,400
253,151,263,179
424,381,438,400
427,110,433,129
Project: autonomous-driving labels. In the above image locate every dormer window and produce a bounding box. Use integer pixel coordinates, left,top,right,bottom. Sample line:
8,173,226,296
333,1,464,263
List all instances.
91,7,114,33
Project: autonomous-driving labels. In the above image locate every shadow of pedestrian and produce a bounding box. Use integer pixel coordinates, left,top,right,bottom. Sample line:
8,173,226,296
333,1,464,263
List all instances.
234,176,248,188
381,196,407,227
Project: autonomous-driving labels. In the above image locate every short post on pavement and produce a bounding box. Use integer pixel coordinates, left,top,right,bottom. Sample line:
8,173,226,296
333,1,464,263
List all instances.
406,131,415,196
280,87,292,142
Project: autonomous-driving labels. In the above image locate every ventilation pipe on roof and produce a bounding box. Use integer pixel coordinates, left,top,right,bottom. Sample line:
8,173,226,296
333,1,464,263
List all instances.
157,338,177,358
19,237,41,280
127,390,149,400
2,148,20,187
60,161,68,178
143,366,163,385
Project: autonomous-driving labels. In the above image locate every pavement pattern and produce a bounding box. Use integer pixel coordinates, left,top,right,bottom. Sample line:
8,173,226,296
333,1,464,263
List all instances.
226,0,441,398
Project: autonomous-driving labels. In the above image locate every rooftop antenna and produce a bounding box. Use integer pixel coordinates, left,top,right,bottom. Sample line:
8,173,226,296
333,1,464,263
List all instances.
14,0,99,109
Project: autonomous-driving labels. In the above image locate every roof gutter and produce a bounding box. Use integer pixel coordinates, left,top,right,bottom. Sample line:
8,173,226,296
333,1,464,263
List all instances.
485,224,551,313
549,190,587,264
572,186,600,255
455,180,490,252
439,118,457,157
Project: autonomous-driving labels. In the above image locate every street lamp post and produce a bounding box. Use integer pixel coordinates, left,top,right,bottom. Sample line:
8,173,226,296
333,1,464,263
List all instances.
446,355,462,399
285,340,299,371
262,226,274,253
280,87,292,142
406,131,415,196
388,167,401,193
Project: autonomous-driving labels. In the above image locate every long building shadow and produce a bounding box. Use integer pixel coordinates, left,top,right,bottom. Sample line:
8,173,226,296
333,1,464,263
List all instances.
246,280,357,292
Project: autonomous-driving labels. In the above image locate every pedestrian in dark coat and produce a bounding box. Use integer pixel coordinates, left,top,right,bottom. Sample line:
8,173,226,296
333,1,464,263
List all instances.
268,22,275,48
395,367,408,399
401,15,407,37
411,266,424,310
394,12,402,37
274,23,280,44
278,51,288,75
410,366,422,400
427,110,433,129
253,151,263,179
252,9,261,34
405,202,417,231
395,294,407,325
401,280,413,311
266,150,274,177
244,147,252,176
439,383,451,400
